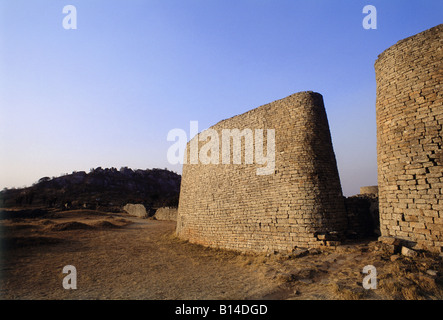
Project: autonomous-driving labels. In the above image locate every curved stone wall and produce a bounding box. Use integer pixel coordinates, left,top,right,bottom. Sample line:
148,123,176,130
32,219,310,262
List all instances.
375,24,443,252
176,91,347,253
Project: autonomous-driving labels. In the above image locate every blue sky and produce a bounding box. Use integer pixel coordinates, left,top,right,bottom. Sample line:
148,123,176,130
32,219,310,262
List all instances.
0,0,442,195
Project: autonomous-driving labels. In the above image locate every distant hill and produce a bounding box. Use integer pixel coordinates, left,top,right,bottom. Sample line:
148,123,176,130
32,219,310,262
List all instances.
0,167,181,213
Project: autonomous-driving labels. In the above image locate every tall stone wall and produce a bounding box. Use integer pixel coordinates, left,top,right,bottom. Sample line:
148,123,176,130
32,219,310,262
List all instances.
176,91,347,253
375,24,443,252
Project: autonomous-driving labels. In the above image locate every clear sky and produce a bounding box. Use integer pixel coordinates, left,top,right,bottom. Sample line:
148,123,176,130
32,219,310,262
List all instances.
0,0,442,196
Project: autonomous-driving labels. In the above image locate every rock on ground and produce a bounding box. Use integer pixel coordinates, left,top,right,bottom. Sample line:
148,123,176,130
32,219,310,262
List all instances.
123,204,148,218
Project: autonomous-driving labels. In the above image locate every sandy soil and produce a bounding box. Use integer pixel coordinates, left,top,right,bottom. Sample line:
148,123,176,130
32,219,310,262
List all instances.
1,209,442,300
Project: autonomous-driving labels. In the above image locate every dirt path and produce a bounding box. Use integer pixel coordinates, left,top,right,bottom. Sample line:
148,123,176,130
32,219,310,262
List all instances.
1,209,442,300
0,210,278,299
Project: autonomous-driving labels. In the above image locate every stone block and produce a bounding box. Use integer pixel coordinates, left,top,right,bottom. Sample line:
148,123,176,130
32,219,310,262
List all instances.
401,246,418,258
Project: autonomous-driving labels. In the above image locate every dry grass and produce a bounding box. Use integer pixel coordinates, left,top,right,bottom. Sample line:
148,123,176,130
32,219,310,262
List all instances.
0,210,279,300
329,282,368,300
377,255,443,300
1,209,442,300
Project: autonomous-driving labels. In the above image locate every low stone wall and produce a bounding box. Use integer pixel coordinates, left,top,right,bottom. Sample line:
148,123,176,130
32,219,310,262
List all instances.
359,186,378,196
123,204,148,218
344,195,379,238
154,207,178,221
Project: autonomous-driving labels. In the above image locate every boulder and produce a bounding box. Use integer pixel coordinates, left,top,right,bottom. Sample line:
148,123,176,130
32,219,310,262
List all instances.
378,236,401,246
123,204,148,218
401,246,418,258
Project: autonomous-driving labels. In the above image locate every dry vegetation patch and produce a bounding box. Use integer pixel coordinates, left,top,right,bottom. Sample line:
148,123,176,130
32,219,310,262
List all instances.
1,209,442,300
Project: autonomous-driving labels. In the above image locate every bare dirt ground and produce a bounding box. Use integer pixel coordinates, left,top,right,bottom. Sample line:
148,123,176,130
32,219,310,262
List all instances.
1,209,442,300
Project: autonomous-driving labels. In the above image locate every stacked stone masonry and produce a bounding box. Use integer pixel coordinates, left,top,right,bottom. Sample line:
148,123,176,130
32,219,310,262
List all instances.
375,24,443,252
360,186,378,195
154,207,178,221
176,91,347,253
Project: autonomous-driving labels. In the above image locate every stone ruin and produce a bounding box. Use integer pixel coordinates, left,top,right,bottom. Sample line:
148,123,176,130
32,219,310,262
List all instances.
154,207,178,221
375,24,442,253
123,203,148,218
344,186,379,239
175,24,442,254
177,91,347,252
